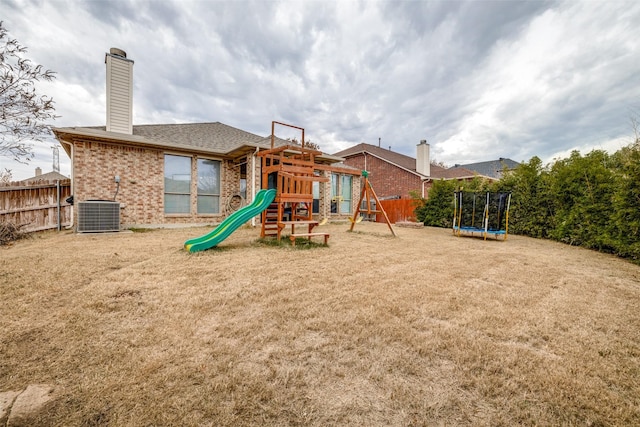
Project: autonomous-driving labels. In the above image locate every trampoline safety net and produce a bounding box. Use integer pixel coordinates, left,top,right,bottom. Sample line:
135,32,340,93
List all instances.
453,191,512,240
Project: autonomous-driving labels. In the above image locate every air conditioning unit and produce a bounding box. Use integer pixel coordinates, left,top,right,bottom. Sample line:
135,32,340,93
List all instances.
77,201,120,232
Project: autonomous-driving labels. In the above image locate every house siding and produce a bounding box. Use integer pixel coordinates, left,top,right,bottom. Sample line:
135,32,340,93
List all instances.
343,153,422,199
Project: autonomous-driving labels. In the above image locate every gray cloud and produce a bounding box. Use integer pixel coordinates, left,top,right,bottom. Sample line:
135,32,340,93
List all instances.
3,0,640,180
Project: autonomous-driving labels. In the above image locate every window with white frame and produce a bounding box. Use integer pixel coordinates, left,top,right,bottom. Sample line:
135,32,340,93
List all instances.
164,155,221,214
197,158,221,214
164,155,191,214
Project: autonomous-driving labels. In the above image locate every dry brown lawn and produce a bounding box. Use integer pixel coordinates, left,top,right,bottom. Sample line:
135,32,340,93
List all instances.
1,222,639,426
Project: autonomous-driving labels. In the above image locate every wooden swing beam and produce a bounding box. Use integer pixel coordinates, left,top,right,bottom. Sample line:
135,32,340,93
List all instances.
349,171,397,237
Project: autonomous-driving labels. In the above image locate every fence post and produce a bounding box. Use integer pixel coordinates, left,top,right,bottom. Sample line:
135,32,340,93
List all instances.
57,180,61,231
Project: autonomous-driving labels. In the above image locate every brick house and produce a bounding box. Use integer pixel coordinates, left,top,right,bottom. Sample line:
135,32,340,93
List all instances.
333,141,478,200
53,48,360,230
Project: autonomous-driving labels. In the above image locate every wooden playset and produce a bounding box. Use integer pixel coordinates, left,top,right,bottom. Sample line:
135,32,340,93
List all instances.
257,121,330,245
185,121,394,251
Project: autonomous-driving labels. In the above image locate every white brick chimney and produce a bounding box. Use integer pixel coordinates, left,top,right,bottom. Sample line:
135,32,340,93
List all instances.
416,140,430,177
105,48,133,134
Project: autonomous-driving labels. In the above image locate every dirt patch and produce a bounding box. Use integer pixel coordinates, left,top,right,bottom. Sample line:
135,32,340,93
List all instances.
1,222,639,426
0,384,55,426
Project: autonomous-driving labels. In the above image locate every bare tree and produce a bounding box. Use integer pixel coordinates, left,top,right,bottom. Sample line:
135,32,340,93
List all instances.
0,167,11,184
288,137,321,151
0,21,57,163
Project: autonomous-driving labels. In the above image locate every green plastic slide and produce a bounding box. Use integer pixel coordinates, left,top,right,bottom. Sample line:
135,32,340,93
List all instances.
184,189,276,253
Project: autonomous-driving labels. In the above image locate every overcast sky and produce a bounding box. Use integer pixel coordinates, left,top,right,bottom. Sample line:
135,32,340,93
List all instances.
3,0,640,180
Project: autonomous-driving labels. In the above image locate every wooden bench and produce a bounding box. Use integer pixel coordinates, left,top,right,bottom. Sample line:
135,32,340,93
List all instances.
279,220,319,235
290,232,330,246
279,220,318,226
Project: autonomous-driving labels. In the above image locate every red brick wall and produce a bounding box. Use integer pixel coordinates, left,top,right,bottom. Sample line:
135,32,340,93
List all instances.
342,153,422,199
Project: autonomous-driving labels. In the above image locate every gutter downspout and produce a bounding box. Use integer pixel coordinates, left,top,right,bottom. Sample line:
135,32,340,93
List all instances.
60,140,74,229
56,179,61,231
251,146,259,227
421,178,431,199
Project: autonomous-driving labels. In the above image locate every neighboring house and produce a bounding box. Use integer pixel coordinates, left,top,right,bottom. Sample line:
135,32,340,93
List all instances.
333,141,476,200
52,48,359,230
21,168,69,185
449,158,520,179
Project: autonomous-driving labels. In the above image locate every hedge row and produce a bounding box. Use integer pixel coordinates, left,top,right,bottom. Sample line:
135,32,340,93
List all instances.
414,140,640,263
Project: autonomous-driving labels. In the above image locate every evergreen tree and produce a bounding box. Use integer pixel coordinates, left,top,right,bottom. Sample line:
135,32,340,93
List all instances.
499,157,553,238
414,179,457,227
611,141,640,260
549,150,616,250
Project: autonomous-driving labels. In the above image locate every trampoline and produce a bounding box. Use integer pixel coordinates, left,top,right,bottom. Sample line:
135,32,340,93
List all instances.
453,191,512,240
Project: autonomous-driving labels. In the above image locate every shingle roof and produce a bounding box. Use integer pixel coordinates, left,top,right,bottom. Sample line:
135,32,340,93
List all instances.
450,158,520,179
21,171,69,183
81,122,267,153
434,167,477,179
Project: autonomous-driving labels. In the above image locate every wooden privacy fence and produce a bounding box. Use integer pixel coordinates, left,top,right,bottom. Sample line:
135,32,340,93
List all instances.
0,179,72,232
375,198,419,224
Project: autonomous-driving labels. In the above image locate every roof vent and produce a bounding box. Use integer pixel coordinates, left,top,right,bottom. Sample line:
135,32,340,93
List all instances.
109,47,127,58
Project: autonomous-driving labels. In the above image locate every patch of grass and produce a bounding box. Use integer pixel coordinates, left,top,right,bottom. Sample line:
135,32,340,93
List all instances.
254,236,327,249
128,227,156,233
254,237,287,247
290,237,328,249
